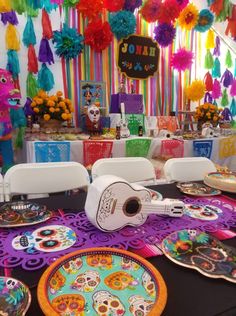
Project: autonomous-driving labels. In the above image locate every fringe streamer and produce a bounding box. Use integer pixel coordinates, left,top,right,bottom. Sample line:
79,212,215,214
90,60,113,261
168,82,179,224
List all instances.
23,16,36,47
212,57,221,78
26,72,38,98
38,63,55,91
6,49,20,79
5,24,20,51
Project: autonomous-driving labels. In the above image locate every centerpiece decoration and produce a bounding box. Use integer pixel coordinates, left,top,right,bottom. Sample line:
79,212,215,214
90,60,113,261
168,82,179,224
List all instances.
31,90,74,127
194,102,222,130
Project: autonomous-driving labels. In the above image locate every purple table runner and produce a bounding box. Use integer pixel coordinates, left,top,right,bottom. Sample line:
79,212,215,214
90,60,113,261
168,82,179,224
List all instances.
0,196,235,271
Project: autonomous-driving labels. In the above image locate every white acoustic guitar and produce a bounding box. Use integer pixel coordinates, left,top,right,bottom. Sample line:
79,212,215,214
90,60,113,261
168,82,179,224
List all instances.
85,175,185,232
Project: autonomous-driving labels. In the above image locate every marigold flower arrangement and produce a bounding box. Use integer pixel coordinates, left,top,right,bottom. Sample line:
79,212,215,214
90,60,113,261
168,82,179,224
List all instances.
31,90,74,122
194,103,222,124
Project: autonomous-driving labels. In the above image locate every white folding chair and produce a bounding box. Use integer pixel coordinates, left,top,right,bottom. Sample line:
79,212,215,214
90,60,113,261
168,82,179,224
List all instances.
91,157,156,185
163,157,217,182
3,162,90,201
0,173,4,202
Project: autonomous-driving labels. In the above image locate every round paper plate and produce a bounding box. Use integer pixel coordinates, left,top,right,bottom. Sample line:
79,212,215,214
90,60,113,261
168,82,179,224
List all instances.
0,276,31,316
204,172,236,193
176,182,221,196
162,229,236,283
148,189,163,200
37,247,167,316
0,201,52,227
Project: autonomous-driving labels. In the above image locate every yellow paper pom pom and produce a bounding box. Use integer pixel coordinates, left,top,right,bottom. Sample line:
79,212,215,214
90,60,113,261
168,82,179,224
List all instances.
205,29,215,49
185,80,206,101
178,3,199,30
0,0,11,12
6,24,20,51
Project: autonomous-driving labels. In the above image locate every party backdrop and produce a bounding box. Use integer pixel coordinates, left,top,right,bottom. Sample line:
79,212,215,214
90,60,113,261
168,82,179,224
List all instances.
0,0,235,126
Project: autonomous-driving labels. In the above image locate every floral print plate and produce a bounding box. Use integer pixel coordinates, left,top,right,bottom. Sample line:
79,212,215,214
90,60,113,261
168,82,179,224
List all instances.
0,276,31,316
37,247,167,316
162,229,236,283
0,201,52,227
176,182,221,196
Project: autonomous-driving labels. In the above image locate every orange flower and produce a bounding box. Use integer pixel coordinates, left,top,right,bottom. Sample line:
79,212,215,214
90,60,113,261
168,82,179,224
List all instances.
61,113,68,120
49,107,55,113
43,114,51,121
58,101,65,107
47,100,55,107
33,107,39,113
56,91,63,97
31,101,36,107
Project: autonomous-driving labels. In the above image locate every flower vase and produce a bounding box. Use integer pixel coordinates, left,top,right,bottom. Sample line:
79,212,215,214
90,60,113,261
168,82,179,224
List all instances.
39,119,62,129
197,120,204,131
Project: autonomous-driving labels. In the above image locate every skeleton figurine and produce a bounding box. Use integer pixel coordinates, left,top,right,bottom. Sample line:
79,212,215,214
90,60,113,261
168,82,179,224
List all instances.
86,104,101,135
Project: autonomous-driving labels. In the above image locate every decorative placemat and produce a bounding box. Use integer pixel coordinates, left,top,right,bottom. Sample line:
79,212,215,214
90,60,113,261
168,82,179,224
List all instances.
0,196,235,271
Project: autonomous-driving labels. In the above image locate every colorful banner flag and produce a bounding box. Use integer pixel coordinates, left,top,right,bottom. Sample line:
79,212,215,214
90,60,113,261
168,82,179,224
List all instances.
193,140,213,159
219,136,236,159
125,138,151,157
35,141,70,162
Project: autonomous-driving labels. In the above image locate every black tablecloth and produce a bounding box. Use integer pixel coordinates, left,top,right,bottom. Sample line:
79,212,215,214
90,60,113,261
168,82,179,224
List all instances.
1,183,236,316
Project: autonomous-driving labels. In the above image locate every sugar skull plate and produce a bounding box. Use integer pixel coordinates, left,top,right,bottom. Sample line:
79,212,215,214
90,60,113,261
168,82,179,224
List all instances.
162,229,236,283
0,276,31,316
38,247,167,316
176,182,221,196
0,201,52,227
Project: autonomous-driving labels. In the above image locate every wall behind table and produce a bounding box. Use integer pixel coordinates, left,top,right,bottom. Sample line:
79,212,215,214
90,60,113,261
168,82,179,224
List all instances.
0,5,235,126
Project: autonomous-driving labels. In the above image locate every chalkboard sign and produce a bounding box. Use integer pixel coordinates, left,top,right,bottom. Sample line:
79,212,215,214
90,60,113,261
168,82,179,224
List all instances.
118,35,160,80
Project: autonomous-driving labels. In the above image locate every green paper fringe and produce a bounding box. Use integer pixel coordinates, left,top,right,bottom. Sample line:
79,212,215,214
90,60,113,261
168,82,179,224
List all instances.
204,49,214,69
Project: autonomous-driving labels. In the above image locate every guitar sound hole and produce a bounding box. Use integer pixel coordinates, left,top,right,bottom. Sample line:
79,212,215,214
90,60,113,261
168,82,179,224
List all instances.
124,198,141,217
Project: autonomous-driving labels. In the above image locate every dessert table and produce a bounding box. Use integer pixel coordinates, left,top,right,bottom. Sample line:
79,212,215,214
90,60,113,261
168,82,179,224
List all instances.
0,183,235,316
23,135,236,170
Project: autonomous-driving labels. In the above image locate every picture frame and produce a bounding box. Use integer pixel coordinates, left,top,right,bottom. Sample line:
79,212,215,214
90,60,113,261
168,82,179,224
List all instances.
79,80,106,116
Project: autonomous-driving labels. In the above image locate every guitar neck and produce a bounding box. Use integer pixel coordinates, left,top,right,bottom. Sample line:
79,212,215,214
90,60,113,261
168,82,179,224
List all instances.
141,199,184,217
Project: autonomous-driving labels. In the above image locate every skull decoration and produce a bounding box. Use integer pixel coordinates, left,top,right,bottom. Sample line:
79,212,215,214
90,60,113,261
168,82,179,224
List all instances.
51,294,85,316
184,204,222,221
5,278,18,290
12,225,76,253
129,295,154,316
86,104,101,134
142,271,156,298
92,290,125,316
158,129,173,138
120,257,140,271
71,270,100,292
62,257,83,274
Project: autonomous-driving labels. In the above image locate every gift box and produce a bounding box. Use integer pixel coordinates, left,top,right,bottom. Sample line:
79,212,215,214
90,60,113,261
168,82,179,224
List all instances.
110,93,143,114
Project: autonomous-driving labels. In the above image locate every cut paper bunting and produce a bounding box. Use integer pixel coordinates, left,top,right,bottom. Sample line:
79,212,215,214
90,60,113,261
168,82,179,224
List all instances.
193,140,213,159
35,141,70,162
219,136,236,159
160,139,184,159
157,116,179,132
125,138,151,157
83,140,113,166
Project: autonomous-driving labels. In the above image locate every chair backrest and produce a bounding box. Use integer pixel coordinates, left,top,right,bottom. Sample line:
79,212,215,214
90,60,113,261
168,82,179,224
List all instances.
0,172,4,202
91,157,156,184
163,157,217,182
3,162,90,201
